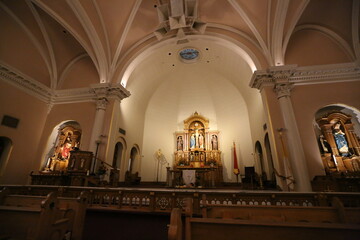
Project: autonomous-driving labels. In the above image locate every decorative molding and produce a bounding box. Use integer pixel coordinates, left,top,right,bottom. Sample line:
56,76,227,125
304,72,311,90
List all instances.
250,63,360,90
0,65,52,102
91,83,131,101
0,64,131,105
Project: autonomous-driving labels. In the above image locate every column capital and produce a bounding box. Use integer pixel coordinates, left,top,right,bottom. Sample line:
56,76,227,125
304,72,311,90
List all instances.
274,83,293,98
250,65,297,90
91,83,131,101
96,97,108,110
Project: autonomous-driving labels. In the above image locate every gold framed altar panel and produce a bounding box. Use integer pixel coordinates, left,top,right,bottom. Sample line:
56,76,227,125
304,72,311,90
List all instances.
173,112,223,185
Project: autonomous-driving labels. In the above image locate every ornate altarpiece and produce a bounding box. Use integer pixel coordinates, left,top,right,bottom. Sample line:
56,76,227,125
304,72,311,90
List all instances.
316,112,360,174
44,125,82,172
171,112,223,186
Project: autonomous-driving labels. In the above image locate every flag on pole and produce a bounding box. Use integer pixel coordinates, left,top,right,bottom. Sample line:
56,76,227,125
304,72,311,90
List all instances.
233,142,240,175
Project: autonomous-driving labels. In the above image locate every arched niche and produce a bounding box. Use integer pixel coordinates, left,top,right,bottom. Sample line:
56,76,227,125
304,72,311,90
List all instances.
254,141,264,175
43,121,82,172
129,145,140,174
0,137,13,177
315,105,360,174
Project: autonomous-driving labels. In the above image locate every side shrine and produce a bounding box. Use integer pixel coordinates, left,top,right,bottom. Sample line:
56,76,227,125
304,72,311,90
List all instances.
167,112,223,187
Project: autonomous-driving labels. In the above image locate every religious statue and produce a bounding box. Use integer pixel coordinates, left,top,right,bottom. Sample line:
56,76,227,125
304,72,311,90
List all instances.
211,135,218,150
190,134,196,149
333,122,350,156
198,133,204,148
177,136,184,151
60,134,72,160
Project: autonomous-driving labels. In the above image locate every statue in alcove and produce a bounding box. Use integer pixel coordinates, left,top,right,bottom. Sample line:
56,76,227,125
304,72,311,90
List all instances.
198,133,204,148
333,122,350,157
177,136,184,151
60,133,72,160
190,134,196,149
211,135,218,150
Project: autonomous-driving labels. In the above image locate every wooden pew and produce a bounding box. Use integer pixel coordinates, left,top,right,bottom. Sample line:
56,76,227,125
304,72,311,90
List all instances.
201,195,360,224
0,189,69,240
168,198,360,240
57,191,88,240
0,189,88,240
168,208,182,240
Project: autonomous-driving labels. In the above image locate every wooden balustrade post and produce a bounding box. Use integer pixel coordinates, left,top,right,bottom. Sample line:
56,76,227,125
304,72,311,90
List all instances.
193,193,200,214
171,193,176,209
201,194,207,217
315,193,328,207
118,191,123,209
149,192,155,211
89,190,94,206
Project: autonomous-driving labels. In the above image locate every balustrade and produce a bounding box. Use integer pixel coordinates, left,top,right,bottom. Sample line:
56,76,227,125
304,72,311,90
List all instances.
1,185,360,215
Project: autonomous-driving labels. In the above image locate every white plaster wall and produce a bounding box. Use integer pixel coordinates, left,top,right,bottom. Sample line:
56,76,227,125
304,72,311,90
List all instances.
140,67,254,182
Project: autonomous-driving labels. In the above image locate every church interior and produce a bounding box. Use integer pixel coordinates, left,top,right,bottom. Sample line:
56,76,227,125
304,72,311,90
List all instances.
0,0,360,239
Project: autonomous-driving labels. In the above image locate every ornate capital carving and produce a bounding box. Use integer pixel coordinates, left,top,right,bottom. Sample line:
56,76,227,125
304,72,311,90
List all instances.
250,65,297,90
274,83,293,98
250,63,360,90
96,98,108,110
91,83,131,101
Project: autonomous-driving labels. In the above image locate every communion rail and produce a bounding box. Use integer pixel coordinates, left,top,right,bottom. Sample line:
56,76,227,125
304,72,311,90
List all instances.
1,185,360,215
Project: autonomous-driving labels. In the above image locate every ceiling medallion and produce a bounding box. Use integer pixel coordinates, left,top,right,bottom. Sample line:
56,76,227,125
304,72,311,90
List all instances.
179,48,200,63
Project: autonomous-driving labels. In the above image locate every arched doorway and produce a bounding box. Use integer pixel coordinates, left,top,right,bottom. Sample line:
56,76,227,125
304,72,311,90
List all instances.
110,142,124,185
129,146,140,174
0,137,12,177
254,141,264,175
113,142,124,169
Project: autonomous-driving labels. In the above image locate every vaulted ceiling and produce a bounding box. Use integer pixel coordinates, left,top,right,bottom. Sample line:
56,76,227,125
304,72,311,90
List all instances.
0,0,358,95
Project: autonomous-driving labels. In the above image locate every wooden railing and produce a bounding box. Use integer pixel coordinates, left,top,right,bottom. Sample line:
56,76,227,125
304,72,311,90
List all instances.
1,185,360,214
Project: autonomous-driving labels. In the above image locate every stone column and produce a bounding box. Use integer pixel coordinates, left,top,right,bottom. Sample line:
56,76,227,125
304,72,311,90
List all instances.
89,98,108,156
274,83,312,191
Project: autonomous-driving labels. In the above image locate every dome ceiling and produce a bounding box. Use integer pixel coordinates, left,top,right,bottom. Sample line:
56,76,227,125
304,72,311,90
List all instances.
0,0,358,99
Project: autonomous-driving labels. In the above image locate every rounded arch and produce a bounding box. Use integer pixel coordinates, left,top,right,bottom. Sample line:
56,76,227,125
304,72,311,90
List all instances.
0,136,13,177
128,144,141,174
254,141,264,174
285,26,353,65
293,25,355,61
112,136,127,169
41,120,82,171
116,34,262,87
314,104,360,173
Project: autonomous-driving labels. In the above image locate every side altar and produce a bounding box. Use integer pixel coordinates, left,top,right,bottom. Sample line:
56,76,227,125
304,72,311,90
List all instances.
167,112,223,187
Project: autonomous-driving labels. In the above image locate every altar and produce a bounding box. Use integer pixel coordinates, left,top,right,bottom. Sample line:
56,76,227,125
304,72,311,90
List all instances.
168,112,223,187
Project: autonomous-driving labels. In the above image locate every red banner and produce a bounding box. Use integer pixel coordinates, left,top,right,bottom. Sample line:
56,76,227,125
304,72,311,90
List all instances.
233,142,240,175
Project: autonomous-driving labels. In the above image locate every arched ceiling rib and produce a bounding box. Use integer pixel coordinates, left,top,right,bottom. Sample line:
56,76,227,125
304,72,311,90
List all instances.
0,0,358,95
